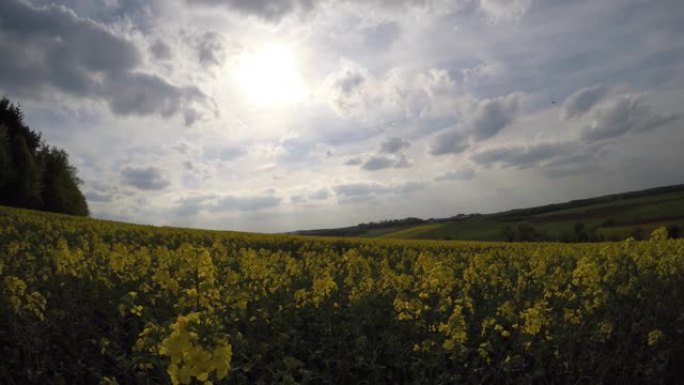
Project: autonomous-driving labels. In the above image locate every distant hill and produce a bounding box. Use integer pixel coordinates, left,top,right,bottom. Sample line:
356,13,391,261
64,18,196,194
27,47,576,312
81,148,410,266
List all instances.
293,184,684,242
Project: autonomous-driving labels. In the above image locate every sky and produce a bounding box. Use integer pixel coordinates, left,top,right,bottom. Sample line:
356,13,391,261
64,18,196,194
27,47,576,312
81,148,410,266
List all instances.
1,0,683,232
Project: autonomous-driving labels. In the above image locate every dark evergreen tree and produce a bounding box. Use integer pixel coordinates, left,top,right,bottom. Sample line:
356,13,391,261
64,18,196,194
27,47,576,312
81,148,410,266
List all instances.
0,97,89,216
12,134,43,208
0,124,15,191
39,147,89,216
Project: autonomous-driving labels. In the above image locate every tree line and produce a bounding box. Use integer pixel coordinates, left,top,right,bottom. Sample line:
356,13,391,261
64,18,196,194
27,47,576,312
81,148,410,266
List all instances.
0,97,88,216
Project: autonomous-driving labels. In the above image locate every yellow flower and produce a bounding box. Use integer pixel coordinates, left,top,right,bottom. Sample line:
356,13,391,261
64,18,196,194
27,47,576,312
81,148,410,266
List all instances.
648,329,664,347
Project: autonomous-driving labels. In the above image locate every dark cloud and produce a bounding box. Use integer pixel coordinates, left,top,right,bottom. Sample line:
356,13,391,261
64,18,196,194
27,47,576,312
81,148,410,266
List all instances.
434,167,475,181
468,140,602,178
344,156,363,166
561,85,608,120
580,94,678,142
213,195,281,211
0,0,204,121
541,152,599,178
471,142,576,169
121,166,170,190
380,136,410,153
337,71,365,95
361,155,395,171
196,32,225,66
27,0,161,28
326,64,370,114
471,93,523,141
346,153,413,171
429,130,469,155
104,73,203,118
150,40,172,60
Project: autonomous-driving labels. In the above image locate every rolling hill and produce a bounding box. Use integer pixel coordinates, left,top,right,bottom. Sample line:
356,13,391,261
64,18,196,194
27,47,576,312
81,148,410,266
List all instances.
294,184,684,242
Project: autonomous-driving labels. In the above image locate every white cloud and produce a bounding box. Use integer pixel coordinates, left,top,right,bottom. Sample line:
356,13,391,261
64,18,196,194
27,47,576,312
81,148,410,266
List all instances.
434,167,475,181
3,0,684,232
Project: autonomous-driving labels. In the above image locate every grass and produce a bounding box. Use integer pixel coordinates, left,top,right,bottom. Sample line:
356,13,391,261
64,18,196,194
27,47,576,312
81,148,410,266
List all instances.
359,188,684,242
377,223,444,239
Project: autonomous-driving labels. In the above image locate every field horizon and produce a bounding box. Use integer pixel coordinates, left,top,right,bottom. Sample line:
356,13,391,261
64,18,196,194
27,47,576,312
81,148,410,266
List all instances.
294,183,684,242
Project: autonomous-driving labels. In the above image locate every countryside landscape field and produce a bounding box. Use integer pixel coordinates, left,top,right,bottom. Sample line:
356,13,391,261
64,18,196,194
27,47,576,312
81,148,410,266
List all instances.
2,0,684,384
2,205,684,384
295,185,684,242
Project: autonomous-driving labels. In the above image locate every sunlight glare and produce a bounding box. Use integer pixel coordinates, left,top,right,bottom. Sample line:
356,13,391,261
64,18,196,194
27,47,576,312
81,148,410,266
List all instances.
236,44,308,108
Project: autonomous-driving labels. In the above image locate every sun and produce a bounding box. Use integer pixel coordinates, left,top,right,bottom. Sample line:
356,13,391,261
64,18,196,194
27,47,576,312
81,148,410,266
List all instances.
236,44,308,108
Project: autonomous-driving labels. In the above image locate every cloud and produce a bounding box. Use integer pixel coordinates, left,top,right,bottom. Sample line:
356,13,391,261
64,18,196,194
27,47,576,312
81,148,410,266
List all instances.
291,188,330,204
472,143,601,178
429,129,470,156
85,191,113,203
325,60,371,115
0,0,205,121
187,0,314,21
468,92,679,176
345,153,413,171
462,61,503,86
344,156,363,166
428,92,523,156
362,20,401,51
150,40,172,60
121,166,171,190
174,193,280,217
469,93,524,141
196,32,225,66
174,194,217,218
213,194,281,211
333,181,425,203
380,137,410,153
561,85,608,120
361,155,395,171
471,142,576,169
580,93,678,142
435,167,475,181
325,63,462,125
187,0,461,22
202,145,246,161
541,152,598,178
480,0,532,22
104,73,204,118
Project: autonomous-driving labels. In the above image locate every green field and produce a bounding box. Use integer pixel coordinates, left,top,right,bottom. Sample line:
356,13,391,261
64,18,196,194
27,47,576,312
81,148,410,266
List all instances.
299,185,684,242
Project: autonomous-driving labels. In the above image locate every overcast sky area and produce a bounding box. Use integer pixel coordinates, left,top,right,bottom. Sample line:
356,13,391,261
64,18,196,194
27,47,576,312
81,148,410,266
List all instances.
1,0,683,232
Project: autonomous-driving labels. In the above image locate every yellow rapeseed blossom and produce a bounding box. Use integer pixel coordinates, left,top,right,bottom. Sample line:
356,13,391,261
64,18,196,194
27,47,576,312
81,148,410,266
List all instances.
648,329,665,347
159,313,232,385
